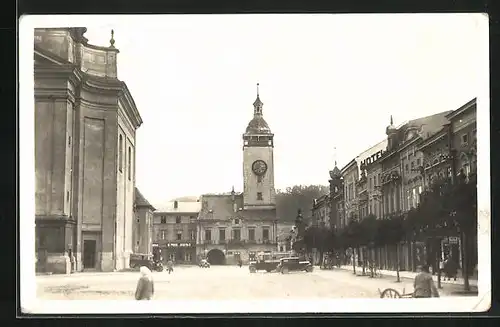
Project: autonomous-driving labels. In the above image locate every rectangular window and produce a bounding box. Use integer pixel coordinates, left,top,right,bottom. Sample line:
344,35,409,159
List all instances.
234,218,239,225
257,192,263,200
190,230,196,240
128,147,132,180
219,229,226,241
411,162,415,170
257,175,263,183
161,216,166,224
416,158,421,166
248,228,255,241
176,231,182,241
205,229,211,241
263,228,269,241
462,133,469,144
118,135,123,172
161,230,167,240
369,177,372,190
405,164,409,173
176,216,181,224
233,229,241,240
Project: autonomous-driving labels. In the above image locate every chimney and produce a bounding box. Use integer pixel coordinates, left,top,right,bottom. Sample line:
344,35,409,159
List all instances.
174,201,178,209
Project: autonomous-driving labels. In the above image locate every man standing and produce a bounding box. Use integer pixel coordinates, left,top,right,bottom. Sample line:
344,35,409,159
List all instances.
414,265,440,298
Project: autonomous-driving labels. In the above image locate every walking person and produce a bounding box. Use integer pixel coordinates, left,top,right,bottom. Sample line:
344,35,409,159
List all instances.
166,259,174,274
413,265,440,298
135,266,154,300
238,258,242,268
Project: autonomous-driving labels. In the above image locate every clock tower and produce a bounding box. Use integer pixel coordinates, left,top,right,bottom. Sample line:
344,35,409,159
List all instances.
242,84,276,210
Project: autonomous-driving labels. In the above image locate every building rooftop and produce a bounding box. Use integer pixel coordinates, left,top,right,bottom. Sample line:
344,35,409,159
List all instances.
155,201,202,214
134,188,155,210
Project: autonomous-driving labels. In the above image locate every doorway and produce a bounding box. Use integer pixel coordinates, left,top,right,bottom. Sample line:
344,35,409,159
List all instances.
83,240,97,269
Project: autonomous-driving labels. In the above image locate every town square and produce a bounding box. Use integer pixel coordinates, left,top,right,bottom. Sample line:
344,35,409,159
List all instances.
26,13,486,310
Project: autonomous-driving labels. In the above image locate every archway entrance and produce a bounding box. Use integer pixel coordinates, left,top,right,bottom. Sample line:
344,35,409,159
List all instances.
207,249,225,265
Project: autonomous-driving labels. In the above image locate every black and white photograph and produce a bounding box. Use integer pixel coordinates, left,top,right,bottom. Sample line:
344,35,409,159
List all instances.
20,13,490,313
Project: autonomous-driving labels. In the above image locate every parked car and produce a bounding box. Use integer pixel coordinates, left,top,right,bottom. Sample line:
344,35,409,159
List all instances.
199,259,211,268
276,257,314,274
249,252,280,273
129,253,164,272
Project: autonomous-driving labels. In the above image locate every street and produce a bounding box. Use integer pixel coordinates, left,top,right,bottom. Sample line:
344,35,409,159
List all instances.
36,265,471,301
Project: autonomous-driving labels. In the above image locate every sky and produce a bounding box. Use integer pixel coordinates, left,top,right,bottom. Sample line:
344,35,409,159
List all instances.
78,14,484,206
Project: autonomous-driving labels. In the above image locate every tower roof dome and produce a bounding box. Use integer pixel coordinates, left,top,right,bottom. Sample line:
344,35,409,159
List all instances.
386,115,397,134
245,83,272,134
246,116,271,134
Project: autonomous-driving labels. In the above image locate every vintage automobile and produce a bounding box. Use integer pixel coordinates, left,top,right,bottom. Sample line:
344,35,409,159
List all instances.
276,257,314,274
199,259,211,268
129,253,164,272
249,252,281,273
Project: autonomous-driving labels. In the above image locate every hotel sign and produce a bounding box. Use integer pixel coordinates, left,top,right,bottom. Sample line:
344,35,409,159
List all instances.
166,242,192,248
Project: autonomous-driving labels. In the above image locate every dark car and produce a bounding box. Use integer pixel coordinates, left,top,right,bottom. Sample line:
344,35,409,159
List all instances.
249,252,281,273
276,257,314,274
129,253,164,272
199,259,211,268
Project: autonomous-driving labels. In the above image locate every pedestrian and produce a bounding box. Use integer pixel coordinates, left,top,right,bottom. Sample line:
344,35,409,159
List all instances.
166,259,174,274
135,266,154,300
413,265,440,298
238,259,242,268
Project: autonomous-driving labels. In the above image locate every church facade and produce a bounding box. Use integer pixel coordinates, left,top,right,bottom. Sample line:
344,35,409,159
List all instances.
196,87,279,264
34,28,143,273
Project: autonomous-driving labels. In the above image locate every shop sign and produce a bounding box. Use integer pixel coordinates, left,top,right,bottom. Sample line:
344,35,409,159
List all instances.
167,242,192,248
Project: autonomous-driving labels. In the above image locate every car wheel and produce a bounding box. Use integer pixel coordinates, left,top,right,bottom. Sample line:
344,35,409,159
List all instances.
281,267,289,274
266,269,272,273
249,267,256,273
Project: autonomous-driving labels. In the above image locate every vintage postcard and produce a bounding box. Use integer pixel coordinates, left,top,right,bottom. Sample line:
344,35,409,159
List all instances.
19,13,490,314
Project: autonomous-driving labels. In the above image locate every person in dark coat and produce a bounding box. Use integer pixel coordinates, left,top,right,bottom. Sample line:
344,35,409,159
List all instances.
135,266,154,300
413,265,440,298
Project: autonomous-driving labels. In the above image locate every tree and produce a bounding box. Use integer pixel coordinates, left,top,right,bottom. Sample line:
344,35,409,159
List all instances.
359,215,379,276
276,185,329,222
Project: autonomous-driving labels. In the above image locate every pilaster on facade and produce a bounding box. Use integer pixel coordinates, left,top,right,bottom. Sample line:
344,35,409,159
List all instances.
35,27,143,274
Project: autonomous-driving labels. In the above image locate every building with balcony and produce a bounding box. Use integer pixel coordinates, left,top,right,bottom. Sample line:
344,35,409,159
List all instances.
196,87,279,265
34,28,143,274
133,188,155,255
153,200,200,264
340,159,359,226
197,191,278,265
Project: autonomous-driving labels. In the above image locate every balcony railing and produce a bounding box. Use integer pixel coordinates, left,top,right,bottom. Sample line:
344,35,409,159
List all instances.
203,240,214,245
228,239,245,245
218,240,227,245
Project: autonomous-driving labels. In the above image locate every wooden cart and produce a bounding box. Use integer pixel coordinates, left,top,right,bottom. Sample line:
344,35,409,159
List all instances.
378,287,414,298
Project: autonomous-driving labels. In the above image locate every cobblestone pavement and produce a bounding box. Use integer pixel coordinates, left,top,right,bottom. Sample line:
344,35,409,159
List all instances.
36,265,476,301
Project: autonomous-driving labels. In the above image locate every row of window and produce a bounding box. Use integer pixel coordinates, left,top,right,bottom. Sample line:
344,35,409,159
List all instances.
159,215,196,224
204,228,269,241
404,158,422,174
118,134,132,181
158,230,196,241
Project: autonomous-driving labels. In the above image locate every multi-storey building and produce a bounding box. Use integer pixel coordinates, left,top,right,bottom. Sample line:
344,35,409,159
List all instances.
197,87,278,265
328,163,344,230
340,159,359,225
356,140,387,220
447,98,477,181
363,148,384,218
153,200,200,264
311,194,331,228
34,28,143,273
133,188,155,255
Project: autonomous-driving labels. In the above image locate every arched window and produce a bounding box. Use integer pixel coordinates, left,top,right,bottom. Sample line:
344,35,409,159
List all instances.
128,146,132,180
118,135,123,172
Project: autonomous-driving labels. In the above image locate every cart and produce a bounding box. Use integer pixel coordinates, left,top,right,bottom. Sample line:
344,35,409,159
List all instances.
378,287,414,298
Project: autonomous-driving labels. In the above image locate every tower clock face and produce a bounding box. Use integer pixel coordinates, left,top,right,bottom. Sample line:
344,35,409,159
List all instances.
252,160,268,176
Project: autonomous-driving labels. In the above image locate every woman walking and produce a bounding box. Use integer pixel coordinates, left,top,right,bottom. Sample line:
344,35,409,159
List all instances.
135,266,155,300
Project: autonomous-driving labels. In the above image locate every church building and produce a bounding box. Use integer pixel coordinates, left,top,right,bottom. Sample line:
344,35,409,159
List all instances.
34,28,143,273
197,85,279,264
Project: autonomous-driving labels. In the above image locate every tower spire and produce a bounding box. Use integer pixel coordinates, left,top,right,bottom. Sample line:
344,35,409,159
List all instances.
390,115,393,125
110,29,115,48
253,82,263,116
